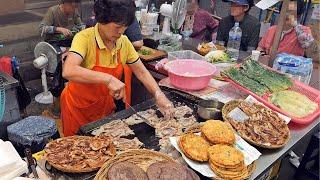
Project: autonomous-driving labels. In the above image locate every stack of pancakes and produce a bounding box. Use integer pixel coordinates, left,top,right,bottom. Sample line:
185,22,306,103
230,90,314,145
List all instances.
208,145,248,179
178,120,251,179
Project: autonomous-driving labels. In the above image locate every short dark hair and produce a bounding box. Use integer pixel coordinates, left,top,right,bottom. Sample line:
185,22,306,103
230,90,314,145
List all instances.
59,0,81,4
94,0,135,26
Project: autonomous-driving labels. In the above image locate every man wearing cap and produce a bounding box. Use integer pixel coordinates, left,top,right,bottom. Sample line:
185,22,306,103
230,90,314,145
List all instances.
216,0,260,51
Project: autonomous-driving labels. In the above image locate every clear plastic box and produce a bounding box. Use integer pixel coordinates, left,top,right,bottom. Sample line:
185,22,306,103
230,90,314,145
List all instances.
168,50,206,61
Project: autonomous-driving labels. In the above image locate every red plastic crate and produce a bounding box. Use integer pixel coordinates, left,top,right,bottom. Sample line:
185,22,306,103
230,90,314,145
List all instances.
224,65,320,124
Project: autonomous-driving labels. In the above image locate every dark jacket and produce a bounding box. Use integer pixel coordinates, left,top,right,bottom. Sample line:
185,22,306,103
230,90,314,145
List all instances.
217,14,261,51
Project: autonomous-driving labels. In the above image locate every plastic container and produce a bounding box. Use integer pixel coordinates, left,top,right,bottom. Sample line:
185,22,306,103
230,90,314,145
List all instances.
225,63,320,124
164,59,217,90
227,22,242,61
141,24,154,36
273,53,313,84
158,35,183,52
0,56,13,76
168,50,205,61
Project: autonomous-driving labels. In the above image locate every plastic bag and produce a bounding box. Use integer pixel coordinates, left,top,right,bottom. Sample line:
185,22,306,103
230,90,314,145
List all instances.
12,68,31,110
50,60,67,97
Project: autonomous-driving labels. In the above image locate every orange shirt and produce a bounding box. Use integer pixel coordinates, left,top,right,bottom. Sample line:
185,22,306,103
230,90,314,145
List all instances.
258,25,312,56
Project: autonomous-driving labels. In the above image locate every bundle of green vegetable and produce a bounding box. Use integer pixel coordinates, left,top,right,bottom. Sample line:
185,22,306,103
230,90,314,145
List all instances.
222,59,293,96
205,50,231,63
138,49,152,55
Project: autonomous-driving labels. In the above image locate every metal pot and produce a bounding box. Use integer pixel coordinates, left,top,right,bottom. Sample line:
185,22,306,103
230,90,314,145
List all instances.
197,99,224,120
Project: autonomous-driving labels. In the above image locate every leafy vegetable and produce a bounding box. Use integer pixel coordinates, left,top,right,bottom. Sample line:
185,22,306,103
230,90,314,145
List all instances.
270,90,318,118
223,67,268,96
138,49,152,55
205,50,231,63
240,60,293,93
223,59,293,96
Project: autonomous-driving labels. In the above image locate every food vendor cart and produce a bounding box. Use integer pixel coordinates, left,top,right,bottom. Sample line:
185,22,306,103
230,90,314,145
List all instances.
24,34,319,179
12,1,319,178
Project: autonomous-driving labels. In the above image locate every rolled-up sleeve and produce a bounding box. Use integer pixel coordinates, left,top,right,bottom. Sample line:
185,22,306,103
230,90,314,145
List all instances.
39,7,55,35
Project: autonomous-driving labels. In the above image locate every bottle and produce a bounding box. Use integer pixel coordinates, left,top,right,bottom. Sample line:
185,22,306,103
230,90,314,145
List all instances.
11,56,20,71
150,3,157,13
273,53,313,84
299,57,313,84
227,22,242,61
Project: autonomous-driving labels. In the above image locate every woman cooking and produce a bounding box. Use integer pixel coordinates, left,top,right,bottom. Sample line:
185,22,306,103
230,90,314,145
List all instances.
61,0,174,136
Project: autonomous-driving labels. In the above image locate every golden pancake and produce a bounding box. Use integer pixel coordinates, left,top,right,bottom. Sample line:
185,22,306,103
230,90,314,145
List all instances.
209,159,245,172
209,162,248,180
208,145,244,167
201,120,235,145
179,133,211,162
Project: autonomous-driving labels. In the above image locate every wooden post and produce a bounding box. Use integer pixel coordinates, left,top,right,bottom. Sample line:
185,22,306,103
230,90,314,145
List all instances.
269,0,289,66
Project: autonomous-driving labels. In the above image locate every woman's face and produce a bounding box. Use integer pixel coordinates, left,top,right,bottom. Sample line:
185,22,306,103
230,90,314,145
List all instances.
99,23,127,42
230,3,248,17
285,2,297,28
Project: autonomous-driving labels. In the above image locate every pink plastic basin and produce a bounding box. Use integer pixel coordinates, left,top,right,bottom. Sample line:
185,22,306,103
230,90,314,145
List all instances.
164,59,217,90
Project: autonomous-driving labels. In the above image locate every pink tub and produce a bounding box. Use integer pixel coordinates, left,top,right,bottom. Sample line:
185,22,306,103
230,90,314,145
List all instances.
164,59,217,91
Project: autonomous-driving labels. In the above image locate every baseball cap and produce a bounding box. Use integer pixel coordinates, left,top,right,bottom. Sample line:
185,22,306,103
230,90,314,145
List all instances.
227,0,249,6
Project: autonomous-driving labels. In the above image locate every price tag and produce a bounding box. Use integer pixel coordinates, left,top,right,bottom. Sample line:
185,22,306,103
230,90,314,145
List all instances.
228,107,249,122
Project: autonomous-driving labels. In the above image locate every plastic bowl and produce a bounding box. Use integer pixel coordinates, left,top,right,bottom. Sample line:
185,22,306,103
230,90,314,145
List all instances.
164,59,217,90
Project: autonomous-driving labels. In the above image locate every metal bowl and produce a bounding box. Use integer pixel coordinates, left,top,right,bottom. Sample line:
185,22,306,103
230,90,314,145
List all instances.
197,99,224,120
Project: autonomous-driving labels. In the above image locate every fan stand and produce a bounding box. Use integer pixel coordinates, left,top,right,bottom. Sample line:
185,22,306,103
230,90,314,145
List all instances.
33,42,58,105
35,68,53,104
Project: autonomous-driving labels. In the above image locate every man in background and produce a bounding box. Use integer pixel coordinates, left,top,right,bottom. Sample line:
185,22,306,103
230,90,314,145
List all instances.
39,0,85,46
216,0,260,51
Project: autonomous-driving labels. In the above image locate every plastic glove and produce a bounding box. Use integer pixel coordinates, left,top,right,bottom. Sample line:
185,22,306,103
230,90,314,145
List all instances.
155,90,174,120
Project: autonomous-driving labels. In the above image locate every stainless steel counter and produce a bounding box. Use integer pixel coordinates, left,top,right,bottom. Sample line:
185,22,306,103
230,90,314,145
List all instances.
143,37,320,179
251,119,319,179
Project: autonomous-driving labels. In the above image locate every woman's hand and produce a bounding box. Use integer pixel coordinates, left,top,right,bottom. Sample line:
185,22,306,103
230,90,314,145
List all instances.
106,76,126,101
155,90,174,120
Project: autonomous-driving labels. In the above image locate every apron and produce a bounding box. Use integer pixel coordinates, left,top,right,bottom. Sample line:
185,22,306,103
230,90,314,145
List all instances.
61,45,132,136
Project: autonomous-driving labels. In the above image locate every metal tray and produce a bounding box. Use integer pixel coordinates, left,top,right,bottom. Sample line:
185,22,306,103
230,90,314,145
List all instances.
79,91,202,151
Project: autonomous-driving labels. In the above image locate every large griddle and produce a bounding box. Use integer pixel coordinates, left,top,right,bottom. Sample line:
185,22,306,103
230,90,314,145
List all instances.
79,91,202,151
45,91,204,179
